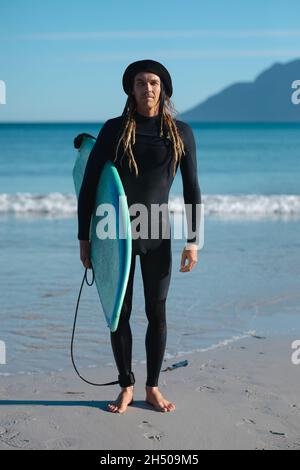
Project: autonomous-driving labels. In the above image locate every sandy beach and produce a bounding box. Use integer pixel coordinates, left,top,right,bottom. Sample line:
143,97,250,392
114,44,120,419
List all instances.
1,0,300,454
0,334,299,450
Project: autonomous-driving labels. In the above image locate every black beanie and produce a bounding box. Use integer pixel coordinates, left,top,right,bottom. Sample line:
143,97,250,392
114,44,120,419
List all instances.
122,59,173,98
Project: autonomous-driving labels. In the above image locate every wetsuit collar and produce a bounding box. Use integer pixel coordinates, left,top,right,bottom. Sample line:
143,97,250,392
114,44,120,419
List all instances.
135,110,161,122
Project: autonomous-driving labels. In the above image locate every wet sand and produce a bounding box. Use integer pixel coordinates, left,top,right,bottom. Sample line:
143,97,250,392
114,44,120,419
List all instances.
0,335,299,450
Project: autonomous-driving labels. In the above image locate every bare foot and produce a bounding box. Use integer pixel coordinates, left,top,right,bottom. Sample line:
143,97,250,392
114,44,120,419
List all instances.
107,386,134,414
145,386,176,412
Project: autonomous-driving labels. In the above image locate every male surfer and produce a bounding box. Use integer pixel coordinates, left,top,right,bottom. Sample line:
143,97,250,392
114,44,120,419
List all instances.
76,60,201,413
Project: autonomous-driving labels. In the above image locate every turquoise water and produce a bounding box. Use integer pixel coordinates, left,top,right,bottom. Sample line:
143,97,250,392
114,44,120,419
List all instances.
0,122,300,377
0,123,300,195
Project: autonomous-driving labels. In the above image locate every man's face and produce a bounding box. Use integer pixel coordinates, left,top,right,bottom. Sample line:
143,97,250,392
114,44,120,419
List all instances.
132,72,161,111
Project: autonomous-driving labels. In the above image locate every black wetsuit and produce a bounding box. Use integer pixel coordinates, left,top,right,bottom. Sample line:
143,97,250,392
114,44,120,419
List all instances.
77,111,201,387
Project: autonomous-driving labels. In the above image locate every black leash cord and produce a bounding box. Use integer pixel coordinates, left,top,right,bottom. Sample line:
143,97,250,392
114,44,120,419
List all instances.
71,266,119,386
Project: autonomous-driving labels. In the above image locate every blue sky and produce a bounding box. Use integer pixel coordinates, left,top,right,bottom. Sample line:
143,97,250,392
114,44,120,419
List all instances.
1,0,300,122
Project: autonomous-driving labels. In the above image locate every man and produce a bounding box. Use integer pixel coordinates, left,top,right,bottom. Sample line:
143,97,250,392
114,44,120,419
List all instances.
77,59,201,413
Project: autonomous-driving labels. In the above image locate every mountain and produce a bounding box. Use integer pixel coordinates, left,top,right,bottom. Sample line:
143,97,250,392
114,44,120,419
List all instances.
178,59,300,122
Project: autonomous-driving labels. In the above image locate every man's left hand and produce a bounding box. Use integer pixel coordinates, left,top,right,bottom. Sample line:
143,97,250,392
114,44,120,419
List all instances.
180,246,198,272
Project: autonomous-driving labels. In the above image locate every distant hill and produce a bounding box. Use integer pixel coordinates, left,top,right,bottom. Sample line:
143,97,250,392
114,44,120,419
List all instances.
178,59,300,122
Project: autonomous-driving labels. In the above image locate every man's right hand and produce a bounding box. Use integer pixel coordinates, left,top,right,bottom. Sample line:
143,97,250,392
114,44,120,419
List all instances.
79,240,92,269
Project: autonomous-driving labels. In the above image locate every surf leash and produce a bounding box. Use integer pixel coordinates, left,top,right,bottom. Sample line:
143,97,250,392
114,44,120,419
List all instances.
71,267,119,386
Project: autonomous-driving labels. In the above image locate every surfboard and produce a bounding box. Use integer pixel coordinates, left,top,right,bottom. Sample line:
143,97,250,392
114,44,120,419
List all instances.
72,135,132,332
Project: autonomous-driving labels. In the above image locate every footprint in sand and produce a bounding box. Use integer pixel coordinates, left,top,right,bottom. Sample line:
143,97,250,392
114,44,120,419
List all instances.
138,421,165,441
236,418,256,428
0,412,30,430
0,425,41,450
0,429,31,449
45,437,82,450
196,384,219,393
0,413,42,450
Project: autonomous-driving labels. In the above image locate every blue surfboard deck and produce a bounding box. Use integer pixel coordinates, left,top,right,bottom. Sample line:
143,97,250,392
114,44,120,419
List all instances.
72,136,132,332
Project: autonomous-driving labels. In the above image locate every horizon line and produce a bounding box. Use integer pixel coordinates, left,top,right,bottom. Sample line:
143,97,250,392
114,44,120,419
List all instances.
1,120,299,125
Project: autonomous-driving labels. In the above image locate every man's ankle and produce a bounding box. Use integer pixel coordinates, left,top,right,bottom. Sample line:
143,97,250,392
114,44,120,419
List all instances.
121,385,134,392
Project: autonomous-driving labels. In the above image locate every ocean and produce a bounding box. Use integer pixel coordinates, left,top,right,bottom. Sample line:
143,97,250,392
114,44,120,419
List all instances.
1,122,300,378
